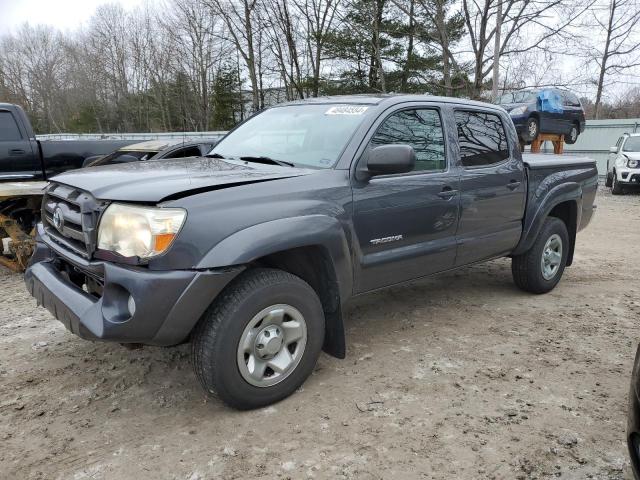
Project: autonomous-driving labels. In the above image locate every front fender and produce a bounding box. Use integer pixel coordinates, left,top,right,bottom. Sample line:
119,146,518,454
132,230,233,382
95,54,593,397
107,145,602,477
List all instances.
512,181,582,256
196,215,353,301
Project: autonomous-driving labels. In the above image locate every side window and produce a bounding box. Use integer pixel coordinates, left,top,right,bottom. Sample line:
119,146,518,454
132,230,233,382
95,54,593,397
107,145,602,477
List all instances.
454,110,509,167
369,108,446,172
0,111,22,141
165,146,201,159
180,146,201,157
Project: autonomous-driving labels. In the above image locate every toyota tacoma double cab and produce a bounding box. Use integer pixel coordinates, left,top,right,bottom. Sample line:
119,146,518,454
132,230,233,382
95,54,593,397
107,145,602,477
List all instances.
24,95,598,409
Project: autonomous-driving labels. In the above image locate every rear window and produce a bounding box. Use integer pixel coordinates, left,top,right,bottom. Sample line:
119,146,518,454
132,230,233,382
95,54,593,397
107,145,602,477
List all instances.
0,111,22,141
454,111,509,167
562,92,581,107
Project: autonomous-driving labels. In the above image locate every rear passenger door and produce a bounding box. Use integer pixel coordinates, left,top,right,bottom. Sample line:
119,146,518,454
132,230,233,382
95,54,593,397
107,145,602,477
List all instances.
454,109,525,266
0,108,39,180
352,105,460,292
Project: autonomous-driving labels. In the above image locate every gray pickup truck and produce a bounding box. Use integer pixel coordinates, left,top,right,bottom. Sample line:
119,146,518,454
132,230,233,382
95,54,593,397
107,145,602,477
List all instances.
24,95,598,409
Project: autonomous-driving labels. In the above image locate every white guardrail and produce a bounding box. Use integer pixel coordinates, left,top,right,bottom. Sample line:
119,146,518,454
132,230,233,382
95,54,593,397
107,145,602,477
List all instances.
36,131,228,141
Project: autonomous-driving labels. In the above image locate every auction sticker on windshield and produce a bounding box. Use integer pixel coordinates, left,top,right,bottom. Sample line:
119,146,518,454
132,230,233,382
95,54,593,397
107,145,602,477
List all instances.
325,105,368,115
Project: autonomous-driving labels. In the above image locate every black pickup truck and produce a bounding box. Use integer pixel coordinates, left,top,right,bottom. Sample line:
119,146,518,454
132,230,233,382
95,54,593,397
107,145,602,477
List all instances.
0,103,137,181
0,103,139,270
24,95,598,409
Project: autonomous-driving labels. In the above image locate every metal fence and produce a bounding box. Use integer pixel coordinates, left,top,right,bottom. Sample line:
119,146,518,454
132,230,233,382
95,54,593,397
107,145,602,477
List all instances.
37,117,640,176
36,131,228,142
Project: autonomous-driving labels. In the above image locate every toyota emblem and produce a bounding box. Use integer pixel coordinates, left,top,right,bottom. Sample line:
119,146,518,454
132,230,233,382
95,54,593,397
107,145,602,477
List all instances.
52,207,64,232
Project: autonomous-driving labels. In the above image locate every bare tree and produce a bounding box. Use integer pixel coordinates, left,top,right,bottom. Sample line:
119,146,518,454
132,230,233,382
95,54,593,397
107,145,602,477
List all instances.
264,0,305,99
296,0,340,96
0,25,67,132
3,0,640,134
462,0,595,98
163,0,226,129
586,0,640,118
208,0,263,112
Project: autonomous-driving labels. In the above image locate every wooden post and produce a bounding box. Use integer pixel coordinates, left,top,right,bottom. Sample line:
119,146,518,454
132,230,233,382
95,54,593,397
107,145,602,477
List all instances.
530,133,564,154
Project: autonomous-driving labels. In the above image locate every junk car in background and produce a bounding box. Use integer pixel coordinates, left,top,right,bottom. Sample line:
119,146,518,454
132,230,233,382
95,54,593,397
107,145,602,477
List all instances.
83,139,218,167
496,89,586,145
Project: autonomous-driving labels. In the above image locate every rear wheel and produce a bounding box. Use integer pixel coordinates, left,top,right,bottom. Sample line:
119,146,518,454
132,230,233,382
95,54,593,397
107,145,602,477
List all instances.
192,268,325,410
512,217,569,294
565,124,579,144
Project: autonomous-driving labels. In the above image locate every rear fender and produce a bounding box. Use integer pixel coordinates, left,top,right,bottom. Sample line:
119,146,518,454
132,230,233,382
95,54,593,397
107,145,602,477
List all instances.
512,182,582,256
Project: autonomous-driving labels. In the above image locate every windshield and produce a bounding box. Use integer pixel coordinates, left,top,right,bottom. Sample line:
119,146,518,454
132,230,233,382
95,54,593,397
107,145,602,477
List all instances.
209,104,370,168
497,90,538,105
623,136,640,152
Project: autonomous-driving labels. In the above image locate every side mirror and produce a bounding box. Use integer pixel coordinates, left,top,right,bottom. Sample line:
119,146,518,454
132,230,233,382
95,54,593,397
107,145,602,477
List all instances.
357,144,416,181
609,146,619,153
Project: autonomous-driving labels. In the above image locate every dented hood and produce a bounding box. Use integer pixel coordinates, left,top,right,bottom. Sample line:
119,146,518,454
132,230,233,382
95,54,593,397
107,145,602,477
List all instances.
50,156,315,202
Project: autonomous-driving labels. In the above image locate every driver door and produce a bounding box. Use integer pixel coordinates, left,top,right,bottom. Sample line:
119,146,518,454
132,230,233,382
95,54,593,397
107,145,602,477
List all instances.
351,105,460,293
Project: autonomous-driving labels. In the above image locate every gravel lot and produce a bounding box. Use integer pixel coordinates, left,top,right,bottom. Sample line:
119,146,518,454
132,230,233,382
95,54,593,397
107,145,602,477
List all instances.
1,185,639,480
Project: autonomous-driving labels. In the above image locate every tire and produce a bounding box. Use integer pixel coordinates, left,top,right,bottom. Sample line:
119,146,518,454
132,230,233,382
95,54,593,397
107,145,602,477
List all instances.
512,217,569,294
611,171,624,195
605,172,613,188
525,117,539,142
565,124,579,144
191,268,325,410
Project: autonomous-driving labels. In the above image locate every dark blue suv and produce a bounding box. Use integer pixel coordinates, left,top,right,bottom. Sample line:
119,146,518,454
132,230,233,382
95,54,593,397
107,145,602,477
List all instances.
497,89,586,145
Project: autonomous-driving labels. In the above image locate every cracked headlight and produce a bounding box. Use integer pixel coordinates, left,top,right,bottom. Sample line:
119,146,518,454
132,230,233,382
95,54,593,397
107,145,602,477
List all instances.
97,203,186,259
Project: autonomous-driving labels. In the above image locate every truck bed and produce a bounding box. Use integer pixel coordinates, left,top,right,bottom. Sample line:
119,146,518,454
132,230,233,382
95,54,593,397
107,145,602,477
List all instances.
522,152,596,169
513,152,598,259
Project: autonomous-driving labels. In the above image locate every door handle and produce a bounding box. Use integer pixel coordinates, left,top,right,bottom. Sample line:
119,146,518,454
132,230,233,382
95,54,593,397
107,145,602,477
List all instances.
437,187,458,199
507,181,521,190
9,149,25,155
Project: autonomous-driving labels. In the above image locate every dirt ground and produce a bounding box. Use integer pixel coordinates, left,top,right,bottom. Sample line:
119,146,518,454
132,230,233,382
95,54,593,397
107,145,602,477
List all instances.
1,185,639,480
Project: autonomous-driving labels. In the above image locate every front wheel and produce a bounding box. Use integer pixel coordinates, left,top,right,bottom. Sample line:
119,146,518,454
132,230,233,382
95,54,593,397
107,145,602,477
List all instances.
611,172,624,195
525,117,539,142
191,268,325,410
605,172,613,188
565,125,579,144
512,217,569,294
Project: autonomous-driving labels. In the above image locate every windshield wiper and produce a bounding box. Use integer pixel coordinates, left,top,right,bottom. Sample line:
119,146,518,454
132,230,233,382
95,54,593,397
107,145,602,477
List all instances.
239,156,295,167
206,152,226,159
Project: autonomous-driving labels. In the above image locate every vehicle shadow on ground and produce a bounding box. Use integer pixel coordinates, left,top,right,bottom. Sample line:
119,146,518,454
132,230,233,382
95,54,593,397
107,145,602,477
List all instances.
4,257,525,421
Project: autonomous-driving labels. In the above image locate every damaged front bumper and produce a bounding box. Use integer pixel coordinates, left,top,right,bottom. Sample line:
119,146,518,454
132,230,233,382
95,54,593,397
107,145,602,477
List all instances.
24,225,242,346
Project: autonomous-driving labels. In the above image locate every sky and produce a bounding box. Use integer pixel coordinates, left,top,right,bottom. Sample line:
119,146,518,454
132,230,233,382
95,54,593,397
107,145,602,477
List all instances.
0,0,146,34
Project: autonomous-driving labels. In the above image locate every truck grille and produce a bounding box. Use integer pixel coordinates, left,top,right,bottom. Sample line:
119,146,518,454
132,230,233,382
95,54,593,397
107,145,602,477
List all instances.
42,183,104,258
